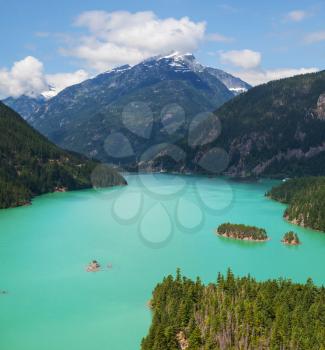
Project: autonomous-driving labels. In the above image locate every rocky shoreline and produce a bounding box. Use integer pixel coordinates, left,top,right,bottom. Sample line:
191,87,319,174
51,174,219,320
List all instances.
216,231,269,242
282,240,300,246
281,231,301,246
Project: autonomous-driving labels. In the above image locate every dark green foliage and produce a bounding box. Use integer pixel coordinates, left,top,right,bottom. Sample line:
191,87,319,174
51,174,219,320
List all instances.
147,70,325,176
0,102,126,209
179,70,325,177
142,270,325,350
267,177,325,231
217,222,268,241
282,231,300,244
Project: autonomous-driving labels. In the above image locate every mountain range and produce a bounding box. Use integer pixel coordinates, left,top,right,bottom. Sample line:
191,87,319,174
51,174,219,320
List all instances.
3,52,250,164
140,70,325,178
4,55,325,179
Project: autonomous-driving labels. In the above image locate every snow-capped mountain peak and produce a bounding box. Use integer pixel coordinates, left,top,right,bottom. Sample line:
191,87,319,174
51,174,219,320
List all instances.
3,52,251,124
159,51,194,61
41,86,58,100
143,51,250,93
103,64,131,75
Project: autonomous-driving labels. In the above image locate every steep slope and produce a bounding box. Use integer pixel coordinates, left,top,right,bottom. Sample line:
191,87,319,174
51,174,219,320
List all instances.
131,70,325,176
175,70,325,177
2,95,45,122
205,67,250,94
4,53,250,164
0,102,126,209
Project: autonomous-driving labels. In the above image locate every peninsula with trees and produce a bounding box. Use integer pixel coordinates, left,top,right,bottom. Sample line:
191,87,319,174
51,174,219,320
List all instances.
267,177,325,232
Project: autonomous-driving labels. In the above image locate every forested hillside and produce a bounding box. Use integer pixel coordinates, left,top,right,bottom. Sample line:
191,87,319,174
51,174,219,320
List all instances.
142,270,325,350
161,70,325,177
212,70,325,177
267,177,325,231
0,102,126,209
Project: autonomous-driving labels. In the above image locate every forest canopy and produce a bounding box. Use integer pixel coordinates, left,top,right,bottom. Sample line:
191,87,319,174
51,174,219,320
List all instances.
217,223,268,241
142,269,325,350
0,102,126,209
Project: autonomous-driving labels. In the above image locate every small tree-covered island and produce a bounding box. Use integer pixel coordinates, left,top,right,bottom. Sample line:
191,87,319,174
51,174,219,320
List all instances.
141,270,325,350
216,223,268,242
282,231,301,245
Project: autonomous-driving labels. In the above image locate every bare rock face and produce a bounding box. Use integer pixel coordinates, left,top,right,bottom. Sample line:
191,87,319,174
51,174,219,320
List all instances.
315,93,325,120
177,331,189,350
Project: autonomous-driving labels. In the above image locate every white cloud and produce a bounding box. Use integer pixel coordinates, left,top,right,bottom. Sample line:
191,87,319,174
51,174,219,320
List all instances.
206,33,234,43
286,10,308,22
44,70,89,98
218,47,318,85
0,56,48,98
304,30,325,44
219,49,261,69
0,56,89,99
63,10,206,72
232,67,319,86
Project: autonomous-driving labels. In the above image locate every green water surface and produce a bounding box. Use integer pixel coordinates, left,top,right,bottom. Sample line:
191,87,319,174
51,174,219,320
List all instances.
0,174,324,350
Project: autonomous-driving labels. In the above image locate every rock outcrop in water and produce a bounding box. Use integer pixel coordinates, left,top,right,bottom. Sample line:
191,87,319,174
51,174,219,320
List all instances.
86,260,101,272
281,231,301,245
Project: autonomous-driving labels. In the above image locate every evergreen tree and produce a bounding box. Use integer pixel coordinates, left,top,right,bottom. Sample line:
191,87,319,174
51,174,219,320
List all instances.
142,270,325,350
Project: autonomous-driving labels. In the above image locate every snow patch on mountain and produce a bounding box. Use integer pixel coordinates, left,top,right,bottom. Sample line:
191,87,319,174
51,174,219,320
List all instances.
150,51,250,93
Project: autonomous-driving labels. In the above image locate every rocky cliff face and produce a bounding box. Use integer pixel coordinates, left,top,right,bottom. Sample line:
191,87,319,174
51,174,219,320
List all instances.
315,93,325,120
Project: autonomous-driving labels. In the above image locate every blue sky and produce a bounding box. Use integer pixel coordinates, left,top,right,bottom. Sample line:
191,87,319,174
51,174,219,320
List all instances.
1,0,324,97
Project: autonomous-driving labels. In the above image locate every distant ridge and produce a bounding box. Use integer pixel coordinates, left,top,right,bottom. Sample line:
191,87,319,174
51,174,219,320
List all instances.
3,52,251,164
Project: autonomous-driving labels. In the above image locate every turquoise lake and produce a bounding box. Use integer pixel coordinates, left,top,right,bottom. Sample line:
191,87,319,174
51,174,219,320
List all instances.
1,174,325,350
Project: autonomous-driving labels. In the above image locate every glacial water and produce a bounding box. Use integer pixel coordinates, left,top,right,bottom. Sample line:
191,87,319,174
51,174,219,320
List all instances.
0,174,325,350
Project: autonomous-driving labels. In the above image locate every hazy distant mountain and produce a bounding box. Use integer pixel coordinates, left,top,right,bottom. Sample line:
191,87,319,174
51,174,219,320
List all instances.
3,52,251,163
2,94,46,122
